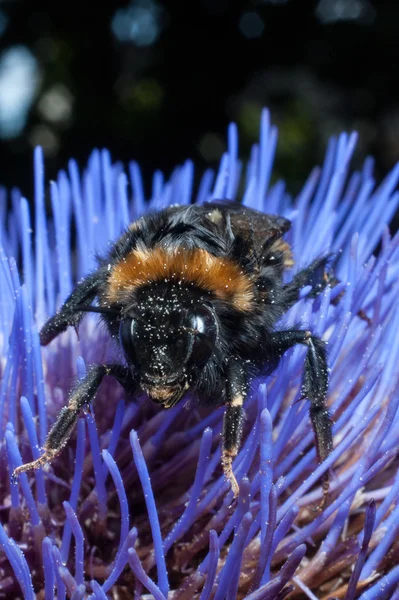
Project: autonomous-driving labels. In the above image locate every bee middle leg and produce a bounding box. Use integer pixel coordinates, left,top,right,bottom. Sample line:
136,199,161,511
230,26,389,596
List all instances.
221,357,247,497
13,364,136,479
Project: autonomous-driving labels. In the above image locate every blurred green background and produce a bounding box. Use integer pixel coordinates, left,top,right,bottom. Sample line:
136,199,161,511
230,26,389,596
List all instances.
0,0,398,200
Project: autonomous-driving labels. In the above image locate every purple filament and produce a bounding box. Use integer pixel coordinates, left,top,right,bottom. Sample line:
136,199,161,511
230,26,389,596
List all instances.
101,527,138,593
0,523,35,600
214,512,253,600
58,565,78,596
212,478,251,555
5,427,40,526
42,537,55,600
358,565,399,600
1,109,399,598
277,404,380,516
70,584,86,600
195,168,214,205
102,449,129,557
163,427,212,552
128,547,168,600
90,580,109,599
128,161,146,216
102,399,125,465
374,468,399,528
199,530,219,600
51,545,67,600
278,448,397,559
259,409,273,546
85,412,108,520
258,485,277,586
63,502,85,586
19,395,46,504
61,418,86,562
32,327,47,446
344,500,376,600
130,429,169,597
361,500,399,580
245,544,307,600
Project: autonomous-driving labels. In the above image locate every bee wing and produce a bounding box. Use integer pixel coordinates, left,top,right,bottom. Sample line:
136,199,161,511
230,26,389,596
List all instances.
201,201,291,252
158,202,291,258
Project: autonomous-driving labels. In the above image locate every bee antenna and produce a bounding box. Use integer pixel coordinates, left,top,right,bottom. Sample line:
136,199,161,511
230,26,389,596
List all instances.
124,306,153,328
75,304,121,316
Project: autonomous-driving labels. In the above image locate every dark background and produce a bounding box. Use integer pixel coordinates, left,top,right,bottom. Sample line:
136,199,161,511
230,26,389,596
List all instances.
0,0,398,200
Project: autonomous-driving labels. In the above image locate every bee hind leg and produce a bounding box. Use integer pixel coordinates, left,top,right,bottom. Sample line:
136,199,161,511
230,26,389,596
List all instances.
270,329,333,509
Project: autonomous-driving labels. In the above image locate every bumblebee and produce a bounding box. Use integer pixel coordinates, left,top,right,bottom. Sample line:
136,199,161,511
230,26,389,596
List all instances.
14,202,333,501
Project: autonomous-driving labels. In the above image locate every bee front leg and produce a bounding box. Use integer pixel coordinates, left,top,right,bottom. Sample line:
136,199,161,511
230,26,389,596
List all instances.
221,357,247,497
13,364,136,479
40,270,103,345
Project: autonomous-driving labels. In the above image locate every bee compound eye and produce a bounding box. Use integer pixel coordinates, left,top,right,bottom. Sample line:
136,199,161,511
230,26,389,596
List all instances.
119,318,138,364
189,305,217,366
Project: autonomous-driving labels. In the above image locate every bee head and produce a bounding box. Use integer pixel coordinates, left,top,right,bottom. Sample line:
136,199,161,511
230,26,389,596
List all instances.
119,289,218,407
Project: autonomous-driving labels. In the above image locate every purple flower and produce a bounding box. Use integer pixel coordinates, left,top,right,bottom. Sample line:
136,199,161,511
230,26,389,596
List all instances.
1,109,399,599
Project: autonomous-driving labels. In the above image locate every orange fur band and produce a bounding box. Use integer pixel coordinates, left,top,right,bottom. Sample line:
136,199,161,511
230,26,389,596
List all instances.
106,247,255,311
